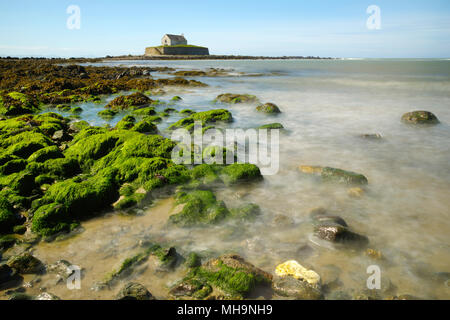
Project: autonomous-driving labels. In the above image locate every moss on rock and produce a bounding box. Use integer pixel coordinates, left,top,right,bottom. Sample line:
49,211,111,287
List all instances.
169,190,229,227
105,92,152,111
215,93,259,104
256,103,281,114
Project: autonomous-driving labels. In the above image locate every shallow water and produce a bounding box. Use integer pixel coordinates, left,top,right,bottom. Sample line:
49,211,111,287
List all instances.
11,59,450,299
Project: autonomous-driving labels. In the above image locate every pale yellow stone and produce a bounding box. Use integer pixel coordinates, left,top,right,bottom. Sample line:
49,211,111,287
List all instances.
298,165,323,174
348,187,365,198
275,260,321,286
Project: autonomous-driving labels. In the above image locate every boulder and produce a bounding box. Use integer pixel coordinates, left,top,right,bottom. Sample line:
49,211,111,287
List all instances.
256,103,281,114
299,165,368,185
7,252,45,274
314,225,369,247
272,275,323,300
401,111,439,125
116,282,155,300
275,260,321,286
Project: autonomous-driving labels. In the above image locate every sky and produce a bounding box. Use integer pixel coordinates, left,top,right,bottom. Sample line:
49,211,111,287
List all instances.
0,0,449,58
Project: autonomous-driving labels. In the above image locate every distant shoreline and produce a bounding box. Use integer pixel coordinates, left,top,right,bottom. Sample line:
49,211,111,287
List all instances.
0,55,336,62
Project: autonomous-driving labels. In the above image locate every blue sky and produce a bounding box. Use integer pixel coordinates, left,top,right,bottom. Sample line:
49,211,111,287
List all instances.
0,0,449,58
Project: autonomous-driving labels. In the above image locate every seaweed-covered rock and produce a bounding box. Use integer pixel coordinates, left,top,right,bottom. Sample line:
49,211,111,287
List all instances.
172,254,272,299
104,244,178,285
132,106,156,116
299,165,368,185
28,146,63,163
230,203,261,220
98,109,118,119
169,190,229,227
132,120,158,134
256,103,281,114
0,92,39,116
0,264,23,289
116,282,155,300
7,252,45,274
220,163,262,185
168,109,232,131
258,123,284,129
272,275,323,300
105,92,152,111
401,111,439,125
115,115,136,130
215,93,259,104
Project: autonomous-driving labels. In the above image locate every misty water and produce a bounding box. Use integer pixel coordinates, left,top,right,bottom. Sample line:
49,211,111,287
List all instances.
22,59,450,299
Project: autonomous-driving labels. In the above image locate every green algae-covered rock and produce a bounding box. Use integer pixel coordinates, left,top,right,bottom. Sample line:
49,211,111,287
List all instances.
115,115,136,130
220,163,262,185
104,244,178,285
31,203,71,236
70,106,83,114
7,252,44,274
37,168,118,218
97,109,118,119
256,103,281,114
215,93,260,104
116,282,155,300
105,92,152,111
132,120,158,134
401,111,439,125
299,165,368,185
0,199,19,234
169,190,229,227
171,96,182,101
168,109,232,131
1,131,53,159
132,106,156,116
258,123,284,129
0,171,37,196
230,203,261,221
0,92,40,116
0,159,27,175
65,133,120,171
27,146,63,163
27,157,80,179
171,254,272,299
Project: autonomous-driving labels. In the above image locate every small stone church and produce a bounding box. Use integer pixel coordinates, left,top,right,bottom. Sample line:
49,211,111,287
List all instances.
161,34,187,46
145,34,209,56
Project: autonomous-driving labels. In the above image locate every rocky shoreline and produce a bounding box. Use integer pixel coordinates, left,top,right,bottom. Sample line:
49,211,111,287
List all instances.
0,58,446,300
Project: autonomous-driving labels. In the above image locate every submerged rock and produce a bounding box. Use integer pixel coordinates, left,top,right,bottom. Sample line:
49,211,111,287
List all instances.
272,275,323,300
299,165,368,185
105,92,152,111
7,252,45,274
348,187,365,198
314,225,369,247
401,111,439,125
171,254,272,299
275,260,321,286
34,292,60,300
256,103,281,114
0,264,23,289
116,282,155,300
215,93,260,104
258,123,284,129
